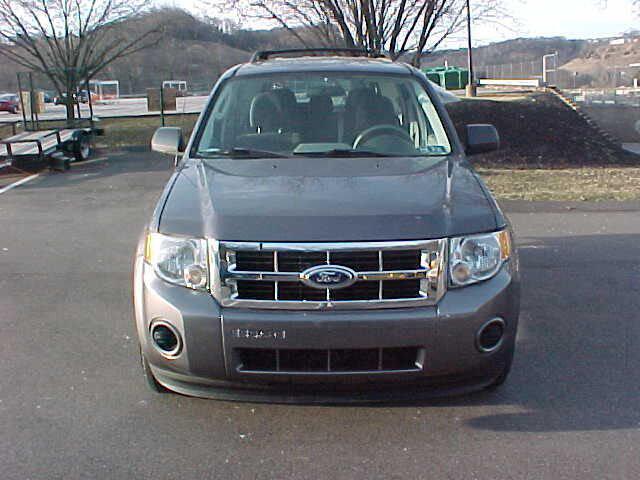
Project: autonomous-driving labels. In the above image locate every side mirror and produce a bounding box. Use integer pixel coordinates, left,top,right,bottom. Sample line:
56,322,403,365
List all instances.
465,124,500,155
151,127,185,156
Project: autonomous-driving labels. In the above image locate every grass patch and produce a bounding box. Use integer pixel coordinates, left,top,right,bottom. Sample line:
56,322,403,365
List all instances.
1,114,198,149
95,114,198,149
478,167,640,201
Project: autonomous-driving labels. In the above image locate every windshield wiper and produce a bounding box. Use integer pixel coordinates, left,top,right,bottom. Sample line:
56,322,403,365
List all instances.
200,148,290,159
293,149,396,158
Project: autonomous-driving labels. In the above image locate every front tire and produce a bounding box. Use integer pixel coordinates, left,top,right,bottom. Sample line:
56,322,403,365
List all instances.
140,347,171,394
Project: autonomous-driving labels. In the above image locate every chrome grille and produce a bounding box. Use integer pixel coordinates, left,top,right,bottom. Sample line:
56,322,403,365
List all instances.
210,240,447,310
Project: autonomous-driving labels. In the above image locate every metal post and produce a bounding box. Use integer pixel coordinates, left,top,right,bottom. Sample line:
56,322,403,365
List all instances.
160,83,165,127
85,78,94,124
543,52,558,85
16,73,28,131
75,85,82,123
27,72,36,130
465,0,476,97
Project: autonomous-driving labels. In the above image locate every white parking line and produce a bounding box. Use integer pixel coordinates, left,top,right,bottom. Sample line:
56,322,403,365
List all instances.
0,173,40,194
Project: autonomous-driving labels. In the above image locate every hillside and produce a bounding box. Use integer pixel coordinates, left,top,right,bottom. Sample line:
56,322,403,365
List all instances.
420,37,587,70
446,93,636,167
560,37,640,86
1,8,638,94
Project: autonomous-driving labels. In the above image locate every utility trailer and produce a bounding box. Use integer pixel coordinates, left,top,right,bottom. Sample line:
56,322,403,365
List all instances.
0,126,98,171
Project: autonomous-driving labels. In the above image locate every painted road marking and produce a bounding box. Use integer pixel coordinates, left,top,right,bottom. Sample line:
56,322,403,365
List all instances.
0,173,40,194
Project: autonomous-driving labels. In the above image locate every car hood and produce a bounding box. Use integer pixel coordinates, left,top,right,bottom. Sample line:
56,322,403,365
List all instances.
158,156,500,242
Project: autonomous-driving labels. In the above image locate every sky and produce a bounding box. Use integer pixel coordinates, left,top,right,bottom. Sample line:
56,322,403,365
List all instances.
162,0,638,48
465,0,638,48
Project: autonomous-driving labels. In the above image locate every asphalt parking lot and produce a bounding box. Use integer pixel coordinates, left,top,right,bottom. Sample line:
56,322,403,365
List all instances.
1,151,640,480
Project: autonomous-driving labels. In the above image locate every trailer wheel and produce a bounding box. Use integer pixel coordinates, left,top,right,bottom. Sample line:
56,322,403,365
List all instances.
73,135,92,162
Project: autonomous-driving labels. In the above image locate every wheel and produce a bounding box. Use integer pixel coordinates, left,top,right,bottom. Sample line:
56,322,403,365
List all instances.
140,346,171,394
73,135,92,162
485,344,515,390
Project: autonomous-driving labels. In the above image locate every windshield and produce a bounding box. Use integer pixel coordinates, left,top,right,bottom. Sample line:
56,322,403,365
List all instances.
194,72,451,158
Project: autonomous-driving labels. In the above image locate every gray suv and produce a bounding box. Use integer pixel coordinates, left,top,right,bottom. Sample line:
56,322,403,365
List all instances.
134,49,520,402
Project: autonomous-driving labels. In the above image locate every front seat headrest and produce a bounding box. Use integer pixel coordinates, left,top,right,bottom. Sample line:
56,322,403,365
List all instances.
309,95,333,117
250,92,283,133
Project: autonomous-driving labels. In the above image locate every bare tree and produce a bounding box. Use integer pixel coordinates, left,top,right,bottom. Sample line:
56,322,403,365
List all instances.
212,0,502,65
0,0,159,120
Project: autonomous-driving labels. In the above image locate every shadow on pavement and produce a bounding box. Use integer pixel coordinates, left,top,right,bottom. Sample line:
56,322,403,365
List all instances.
460,233,640,432
18,149,174,190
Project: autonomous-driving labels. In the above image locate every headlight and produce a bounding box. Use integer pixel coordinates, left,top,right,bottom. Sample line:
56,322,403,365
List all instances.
144,232,208,290
449,230,512,287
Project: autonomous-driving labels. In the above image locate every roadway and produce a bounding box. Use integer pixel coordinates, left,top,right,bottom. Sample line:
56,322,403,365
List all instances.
1,151,640,479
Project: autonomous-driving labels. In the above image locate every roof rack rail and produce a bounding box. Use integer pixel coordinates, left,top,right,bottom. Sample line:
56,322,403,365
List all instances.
250,48,387,63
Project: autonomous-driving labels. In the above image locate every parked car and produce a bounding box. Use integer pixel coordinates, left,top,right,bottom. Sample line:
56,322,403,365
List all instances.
77,90,90,103
54,90,90,105
0,93,20,114
135,49,520,402
54,92,74,105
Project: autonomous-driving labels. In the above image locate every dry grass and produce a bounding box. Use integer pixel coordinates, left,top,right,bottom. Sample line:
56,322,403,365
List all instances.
478,167,640,201
0,114,198,149
95,115,198,148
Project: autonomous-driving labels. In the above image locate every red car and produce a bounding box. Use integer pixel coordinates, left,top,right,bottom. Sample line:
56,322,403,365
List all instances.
0,94,20,114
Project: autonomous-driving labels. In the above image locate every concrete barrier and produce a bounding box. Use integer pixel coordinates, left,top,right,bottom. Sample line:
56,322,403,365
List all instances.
478,79,543,88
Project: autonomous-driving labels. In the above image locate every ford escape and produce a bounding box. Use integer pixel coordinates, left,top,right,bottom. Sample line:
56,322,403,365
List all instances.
133,49,520,402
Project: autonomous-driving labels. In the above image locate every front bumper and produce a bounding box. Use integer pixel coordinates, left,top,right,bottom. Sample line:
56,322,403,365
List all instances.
134,256,520,403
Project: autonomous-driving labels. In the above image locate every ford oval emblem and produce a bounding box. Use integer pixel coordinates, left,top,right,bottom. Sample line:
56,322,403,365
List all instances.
300,265,357,290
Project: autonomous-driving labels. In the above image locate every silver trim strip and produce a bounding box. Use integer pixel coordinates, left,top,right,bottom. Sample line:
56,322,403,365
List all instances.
222,240,441,252
224,269,432,282
149,320,183,359
476,317,506,353
262,240,440,252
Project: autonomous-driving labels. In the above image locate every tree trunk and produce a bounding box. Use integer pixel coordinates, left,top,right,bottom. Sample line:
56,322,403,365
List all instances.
65,83,76,123
66,100,75,122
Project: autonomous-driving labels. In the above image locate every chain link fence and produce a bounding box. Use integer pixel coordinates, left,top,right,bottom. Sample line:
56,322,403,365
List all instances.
476,54,607,90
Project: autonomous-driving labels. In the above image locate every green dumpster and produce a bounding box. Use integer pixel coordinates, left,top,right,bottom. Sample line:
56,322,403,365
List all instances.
425,71,442,86
441,69,461,90
422,66,470,90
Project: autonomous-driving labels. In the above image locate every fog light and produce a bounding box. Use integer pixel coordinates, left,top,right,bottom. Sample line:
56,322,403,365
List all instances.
151,322,181,356
477,318,505,353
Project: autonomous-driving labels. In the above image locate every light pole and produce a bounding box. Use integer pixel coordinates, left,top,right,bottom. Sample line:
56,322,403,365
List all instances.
542,52,558,85
466,0,477,97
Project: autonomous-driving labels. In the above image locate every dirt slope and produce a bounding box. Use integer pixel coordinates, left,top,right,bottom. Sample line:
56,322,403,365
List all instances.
446,93,638,167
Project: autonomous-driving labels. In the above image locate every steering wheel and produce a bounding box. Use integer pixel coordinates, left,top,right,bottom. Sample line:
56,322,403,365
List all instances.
353,125,414,150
